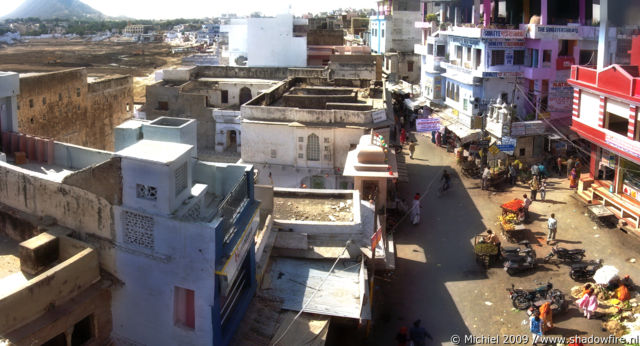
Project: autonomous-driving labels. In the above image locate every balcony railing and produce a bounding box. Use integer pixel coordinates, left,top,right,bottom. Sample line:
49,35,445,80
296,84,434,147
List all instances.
219,174,249,244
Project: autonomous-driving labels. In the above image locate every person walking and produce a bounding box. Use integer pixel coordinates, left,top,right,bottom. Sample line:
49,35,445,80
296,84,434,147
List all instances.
395,326,409,346
576,289,598,319
409,319,433,346
566,156,575,179
540,179,547,201
509,164,518,186
556,156,564,176
530,311,543,345
539,301,553,334
531,163,540,177
569,167,578,188
538,163,547,179
400,128,407,145
409,141,416,159
529,176,540,201
523,194,532,221
482,166,490,190
547,213,558,243
411,193,421,225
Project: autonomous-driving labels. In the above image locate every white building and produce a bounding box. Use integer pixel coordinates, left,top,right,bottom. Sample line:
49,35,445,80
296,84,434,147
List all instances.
221,14,307,67
0,71,19,134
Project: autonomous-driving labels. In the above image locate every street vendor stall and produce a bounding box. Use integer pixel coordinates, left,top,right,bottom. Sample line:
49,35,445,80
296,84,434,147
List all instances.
487,166,508,189
499,199,526,242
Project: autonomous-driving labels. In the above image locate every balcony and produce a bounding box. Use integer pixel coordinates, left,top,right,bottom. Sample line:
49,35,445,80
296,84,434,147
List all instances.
414,43,429,56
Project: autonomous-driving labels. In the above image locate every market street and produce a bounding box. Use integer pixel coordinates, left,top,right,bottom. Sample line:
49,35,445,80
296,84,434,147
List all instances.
371,131,640,345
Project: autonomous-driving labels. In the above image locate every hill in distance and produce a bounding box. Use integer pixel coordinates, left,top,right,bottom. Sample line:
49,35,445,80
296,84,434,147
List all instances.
3,0,106,20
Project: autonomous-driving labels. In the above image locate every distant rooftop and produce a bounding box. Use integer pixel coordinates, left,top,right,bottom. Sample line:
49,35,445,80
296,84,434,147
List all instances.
116,139,192,164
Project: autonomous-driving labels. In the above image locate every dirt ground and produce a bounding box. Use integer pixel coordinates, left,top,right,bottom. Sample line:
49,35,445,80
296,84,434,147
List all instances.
273,196,353,222
0,38,185,102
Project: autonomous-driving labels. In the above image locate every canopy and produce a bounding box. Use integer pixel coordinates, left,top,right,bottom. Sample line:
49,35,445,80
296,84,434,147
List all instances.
446,123,481,144
594,265,619,284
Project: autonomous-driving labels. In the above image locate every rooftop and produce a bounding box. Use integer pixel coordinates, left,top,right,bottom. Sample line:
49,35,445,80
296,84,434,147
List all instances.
568,64,640,103
273,193,353,222
116,139,192,164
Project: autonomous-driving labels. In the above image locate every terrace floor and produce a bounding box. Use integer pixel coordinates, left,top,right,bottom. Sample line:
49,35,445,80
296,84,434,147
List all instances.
273,195,353,222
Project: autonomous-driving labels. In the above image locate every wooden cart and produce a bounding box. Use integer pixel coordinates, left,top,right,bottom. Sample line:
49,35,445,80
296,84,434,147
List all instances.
473,234,499,268
499,199,526,243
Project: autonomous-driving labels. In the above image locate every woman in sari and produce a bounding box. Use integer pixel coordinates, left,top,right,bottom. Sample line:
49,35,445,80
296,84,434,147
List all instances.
400,128,407,145
569,167,578,188
539,302,553,334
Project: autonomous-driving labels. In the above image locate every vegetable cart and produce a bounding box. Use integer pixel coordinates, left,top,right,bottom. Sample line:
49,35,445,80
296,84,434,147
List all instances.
473,234,499,268
499,199,526,242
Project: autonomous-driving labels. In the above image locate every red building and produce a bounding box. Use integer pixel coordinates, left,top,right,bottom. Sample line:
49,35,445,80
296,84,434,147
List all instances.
568,36,640,231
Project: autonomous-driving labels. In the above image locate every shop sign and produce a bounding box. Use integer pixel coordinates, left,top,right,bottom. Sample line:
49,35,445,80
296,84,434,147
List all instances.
371,226,383,252
605,135,640,160
482,71,523,78
416,118,441,132
622,184,640,202
481,29,525,38
497,136,516,154
533,25,580,40
486,40,525,48
556,56,575,70
510,121,546,137
217,212,258,294
450,36,481,47
478,139,490,148
488,144,500,155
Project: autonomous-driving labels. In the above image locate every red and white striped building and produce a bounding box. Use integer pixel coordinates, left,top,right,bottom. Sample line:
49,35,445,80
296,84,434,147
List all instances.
568,36,640,229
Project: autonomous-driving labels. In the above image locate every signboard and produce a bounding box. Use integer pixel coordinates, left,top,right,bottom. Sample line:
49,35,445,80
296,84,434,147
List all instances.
497,136,516,154
622,184,640,202
606,134,640,160
532,25,580,40
488,144,500,155
486,40,525,48
416,118,441,132
217,210,259,294
478,139,490,148
469,144,479,153
510,121,547,137
372,110,387,123
556,56,575,70
481,29,525,38
450,36,481,47
371,227,383,252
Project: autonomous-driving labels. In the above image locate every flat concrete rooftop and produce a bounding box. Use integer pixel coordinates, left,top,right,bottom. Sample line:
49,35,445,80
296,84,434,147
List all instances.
273,193,353,222
116,139,192,164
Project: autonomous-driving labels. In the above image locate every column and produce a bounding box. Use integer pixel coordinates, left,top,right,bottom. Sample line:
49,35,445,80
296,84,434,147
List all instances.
541,0,548,25
597,0,610,69
523,0,530,24
454,7,459,26
579,0,586,25
628,105,637,139
572,89,580,118
598,96,606,128
483,0,491,26
440,4,446,23
473,0,481,25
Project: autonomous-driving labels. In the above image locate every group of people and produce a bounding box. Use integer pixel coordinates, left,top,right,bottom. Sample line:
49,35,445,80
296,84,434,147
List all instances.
558,156,583,188
395,319,432,346
529,301,554,345
528,175,547,201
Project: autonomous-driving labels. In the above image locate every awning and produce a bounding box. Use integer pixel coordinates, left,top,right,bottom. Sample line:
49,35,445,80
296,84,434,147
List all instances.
446,123,481,144
403,97,429,110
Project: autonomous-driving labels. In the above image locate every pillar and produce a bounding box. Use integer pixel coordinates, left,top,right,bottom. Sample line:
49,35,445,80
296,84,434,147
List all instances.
597,0,610,69
572,89,580,118
523,0,530,24
598,96,606,128
579,0,586,25
628,105,637,140
589,143,597,179
473,0,481,25
440,4,446,23
454,7,459,26
483,0,491,26
541,0,548,25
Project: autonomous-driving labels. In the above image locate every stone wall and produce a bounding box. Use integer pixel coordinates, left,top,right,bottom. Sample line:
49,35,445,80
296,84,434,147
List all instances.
17,68,133,151
307,30,345,45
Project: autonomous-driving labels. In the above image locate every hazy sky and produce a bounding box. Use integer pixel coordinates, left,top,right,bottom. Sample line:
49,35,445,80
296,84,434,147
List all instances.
1,0,376,19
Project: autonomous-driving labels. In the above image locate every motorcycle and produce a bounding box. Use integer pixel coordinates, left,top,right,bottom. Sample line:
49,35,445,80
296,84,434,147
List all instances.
570,259,603,281
503,240,536,275
543,245,585,263
506,281,566,314
501,240,529,258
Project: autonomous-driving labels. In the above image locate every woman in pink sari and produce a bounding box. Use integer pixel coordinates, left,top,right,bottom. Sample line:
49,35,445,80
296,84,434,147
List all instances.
569,167,578,188
576,289,598,319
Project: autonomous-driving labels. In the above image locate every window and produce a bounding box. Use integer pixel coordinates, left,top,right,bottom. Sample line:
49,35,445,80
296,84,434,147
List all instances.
542,50,552,66
466,47,472,61
427,43,434,55
306,133,320,161
436,45,445,57
29,99,34,108
407,61,414,72
491,50,505,66
456,45,462,60
175,163,187,196
455,85,460,102
42,333,66,346
71,315,94,345
474,48,482,69
174,287,195,330
558,40,570,56
136,184,158,200
513,50,525,65
519,148,525,156
122,211,154,249
381,29,385,38
605,111,629,136
323,137,330,143
298,136,304,142
532,49,539,67
126,103,131,112
157,101,169,110
501,93,508,104
76,88,81,97
579,50,596,65
271,149,277,158
42,97,46,105
221,90,229,103
298,153,304,159
463,98,469,111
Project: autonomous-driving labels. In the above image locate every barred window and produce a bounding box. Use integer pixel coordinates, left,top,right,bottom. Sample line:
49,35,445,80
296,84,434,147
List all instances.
491,50,505,66
136,184,158,200
306,133,320,161
122,210,154,249
175,163,187,196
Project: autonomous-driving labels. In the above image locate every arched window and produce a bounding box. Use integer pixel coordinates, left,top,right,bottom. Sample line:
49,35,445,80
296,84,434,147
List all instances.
306,133,320,161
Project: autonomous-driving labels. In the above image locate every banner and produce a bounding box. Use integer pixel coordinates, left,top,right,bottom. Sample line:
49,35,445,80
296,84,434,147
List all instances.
416,118,441,132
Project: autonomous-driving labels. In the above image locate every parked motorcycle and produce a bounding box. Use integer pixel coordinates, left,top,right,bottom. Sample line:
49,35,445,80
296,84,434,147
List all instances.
501,240,529,257
503,240,536,275
543,245,586,263
570,259,603,281
506,281,566,314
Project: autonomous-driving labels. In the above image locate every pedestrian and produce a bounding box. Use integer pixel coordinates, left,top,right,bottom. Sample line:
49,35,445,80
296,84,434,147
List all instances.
509,164,518,186
409,319,433,346
539,301,553,334
409,141,416,159
411,193,421,225
574,160,582,178
530,311,543,345
556,156,564,176
431,131,436,144
400,128,407,145
482,166,490,190
547,213,558,243
576,289,598,319
523,194,532,221
435,131,442,146
540,179,547,201
538,163,547,179
569,167,578,188
395,326,409,346
566,156,575,179
529,176,540,201
531,163,540,177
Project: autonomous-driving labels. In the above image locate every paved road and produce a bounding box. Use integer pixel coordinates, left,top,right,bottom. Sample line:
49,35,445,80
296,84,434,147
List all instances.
370,132,639,345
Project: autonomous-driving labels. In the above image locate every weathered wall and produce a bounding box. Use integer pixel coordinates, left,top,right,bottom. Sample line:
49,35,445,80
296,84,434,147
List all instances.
61,157,123,205
0,161,114,242
17,68,133,151
194,66,290,80
307,30,345,45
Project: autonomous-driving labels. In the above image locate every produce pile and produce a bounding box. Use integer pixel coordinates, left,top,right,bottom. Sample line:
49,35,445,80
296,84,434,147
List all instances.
474,242,498,255
501,199,524,212
499,214,517,231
